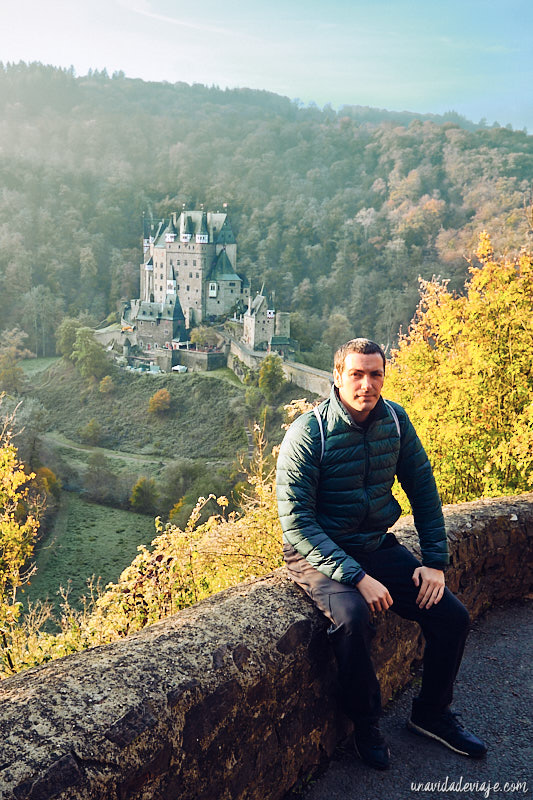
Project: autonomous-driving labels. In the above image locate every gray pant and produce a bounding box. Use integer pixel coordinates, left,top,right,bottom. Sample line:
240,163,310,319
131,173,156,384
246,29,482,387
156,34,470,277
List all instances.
283,534,470,723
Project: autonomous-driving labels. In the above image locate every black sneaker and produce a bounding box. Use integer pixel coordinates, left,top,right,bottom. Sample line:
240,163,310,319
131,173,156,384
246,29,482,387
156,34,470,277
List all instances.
407,705,487,758
353,721,390,770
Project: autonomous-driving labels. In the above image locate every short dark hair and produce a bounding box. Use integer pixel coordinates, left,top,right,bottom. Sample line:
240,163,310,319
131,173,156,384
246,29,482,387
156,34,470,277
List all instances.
334,338,386,374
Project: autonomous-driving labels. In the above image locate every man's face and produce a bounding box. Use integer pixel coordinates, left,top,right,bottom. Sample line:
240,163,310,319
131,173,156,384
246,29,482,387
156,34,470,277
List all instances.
333,352,385,421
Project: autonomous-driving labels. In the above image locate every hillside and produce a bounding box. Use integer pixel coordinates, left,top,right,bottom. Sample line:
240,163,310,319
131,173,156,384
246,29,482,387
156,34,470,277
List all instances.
0,62,531,369
31,360,248,460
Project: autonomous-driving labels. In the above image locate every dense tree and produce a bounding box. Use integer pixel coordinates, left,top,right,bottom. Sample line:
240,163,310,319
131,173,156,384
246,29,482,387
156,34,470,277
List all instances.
0,411,40,673
79,418,102,445
258,355,286,402
99,375,115,394
0,354,25,395
71,328,109,381
386,233,532,503
0,396,48,466
148,388,171,414
55,318,81,360
130,476,159,515
20,286,63,357
189,326,219,347
83,452,117,503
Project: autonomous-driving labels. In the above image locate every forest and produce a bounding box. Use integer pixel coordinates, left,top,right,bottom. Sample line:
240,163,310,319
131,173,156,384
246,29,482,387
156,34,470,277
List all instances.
0,61,532,369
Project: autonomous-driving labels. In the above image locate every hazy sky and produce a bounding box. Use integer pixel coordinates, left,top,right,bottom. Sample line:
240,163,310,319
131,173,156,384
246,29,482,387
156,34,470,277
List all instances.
4,0,532,131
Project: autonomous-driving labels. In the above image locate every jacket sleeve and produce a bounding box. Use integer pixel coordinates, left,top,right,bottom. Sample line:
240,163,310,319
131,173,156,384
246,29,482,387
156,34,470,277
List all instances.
276,413,366,585
394,406,449,569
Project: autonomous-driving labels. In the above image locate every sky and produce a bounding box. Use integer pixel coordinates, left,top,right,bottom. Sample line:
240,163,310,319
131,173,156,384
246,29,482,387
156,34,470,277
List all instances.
3,0,532,131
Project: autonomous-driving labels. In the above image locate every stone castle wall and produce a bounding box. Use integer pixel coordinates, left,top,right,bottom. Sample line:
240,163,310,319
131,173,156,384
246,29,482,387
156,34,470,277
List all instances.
281,361,332,398
1,494,532,800
228,338,331,398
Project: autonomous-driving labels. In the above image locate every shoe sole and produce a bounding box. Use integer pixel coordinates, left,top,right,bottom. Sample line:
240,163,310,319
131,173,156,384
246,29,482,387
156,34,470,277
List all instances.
407,719,486,758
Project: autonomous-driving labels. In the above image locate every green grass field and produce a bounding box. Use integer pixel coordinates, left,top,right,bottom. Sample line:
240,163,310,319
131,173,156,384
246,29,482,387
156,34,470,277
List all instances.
20,357,61,377
23,492,156,620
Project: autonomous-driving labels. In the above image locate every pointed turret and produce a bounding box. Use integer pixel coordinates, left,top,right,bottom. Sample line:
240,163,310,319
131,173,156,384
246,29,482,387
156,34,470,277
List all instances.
165,215,178,243
196,210,209,244
180,209,193,243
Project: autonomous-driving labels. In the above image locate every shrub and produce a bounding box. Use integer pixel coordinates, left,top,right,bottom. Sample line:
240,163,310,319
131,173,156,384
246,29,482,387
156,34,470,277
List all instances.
79,418,102,445
130,476,159,514
99,375,115,394
148,388,171,414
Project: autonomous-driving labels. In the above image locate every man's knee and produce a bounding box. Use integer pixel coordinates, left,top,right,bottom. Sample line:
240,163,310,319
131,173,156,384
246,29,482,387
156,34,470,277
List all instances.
451,595,471,635
426,590,471,640
326,590,373,637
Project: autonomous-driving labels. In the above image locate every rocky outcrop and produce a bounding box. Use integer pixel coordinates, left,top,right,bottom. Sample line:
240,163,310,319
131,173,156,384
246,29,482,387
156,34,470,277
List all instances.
1,494,532,800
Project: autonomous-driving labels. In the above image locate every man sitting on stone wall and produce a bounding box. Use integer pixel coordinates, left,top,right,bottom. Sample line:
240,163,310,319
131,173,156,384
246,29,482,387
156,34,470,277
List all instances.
276,338,487,770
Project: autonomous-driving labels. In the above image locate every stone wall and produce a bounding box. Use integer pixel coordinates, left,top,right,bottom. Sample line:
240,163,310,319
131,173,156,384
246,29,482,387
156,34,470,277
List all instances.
281,361,331,399
174,349,227,372
1,494,532,800
228,338,331,398
229,338,267,370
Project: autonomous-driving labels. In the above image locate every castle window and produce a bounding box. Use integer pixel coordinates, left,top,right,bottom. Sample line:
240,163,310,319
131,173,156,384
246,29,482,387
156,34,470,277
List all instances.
195,272,199,278
229,282,235,286
193,260,196,266
186,285,190,291
189,272,192,278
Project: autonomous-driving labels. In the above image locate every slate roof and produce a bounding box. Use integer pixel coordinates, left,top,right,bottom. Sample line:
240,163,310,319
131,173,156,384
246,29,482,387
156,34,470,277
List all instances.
136,297,184,322
247,294,267,316
215,217,236,245
207,249,241,282
151,209,235,246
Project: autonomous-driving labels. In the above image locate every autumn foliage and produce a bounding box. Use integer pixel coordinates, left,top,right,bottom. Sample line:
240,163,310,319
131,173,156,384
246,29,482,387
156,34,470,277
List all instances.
148,388,171,414
386,233,532,503
0,409,40,670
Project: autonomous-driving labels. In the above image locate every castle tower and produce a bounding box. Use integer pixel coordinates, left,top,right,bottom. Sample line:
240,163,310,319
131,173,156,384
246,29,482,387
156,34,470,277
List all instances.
134,206,249,334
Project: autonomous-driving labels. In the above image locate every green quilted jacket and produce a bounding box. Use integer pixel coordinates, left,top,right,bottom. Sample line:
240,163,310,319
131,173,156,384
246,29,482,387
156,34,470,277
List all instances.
276,387,449,585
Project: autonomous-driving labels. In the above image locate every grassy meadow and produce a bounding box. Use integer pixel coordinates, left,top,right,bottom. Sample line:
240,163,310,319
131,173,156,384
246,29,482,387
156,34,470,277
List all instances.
24,492,157,619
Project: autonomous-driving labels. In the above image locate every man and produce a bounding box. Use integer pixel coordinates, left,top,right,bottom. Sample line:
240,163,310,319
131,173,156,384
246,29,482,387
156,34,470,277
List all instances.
276,338,486,770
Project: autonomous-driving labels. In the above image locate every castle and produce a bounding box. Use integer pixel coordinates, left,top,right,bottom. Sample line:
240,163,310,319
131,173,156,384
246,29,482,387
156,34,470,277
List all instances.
123,206,250,350
116,206,295,363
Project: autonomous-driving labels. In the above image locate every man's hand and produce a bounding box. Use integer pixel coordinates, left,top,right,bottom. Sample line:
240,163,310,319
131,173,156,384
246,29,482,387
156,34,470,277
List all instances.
412,566,445,609
357,574,393,612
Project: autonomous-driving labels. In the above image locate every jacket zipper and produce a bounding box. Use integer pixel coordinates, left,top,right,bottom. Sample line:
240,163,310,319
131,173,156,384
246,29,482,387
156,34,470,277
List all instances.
362,430,370,517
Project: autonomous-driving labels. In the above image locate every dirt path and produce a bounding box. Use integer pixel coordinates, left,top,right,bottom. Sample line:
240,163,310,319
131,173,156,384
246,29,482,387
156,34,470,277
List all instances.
40,431,232,469
41,431,168,466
